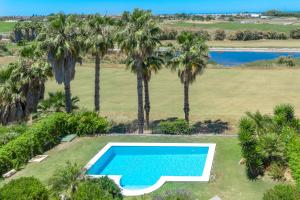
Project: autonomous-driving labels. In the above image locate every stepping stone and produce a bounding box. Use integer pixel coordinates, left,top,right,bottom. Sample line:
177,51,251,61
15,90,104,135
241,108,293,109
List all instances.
29,155,48,163
3,169,16,178
61,134,77,142
210,195,222,200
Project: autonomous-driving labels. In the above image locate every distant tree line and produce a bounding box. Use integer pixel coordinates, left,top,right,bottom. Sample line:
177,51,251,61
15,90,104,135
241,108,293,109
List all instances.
264,10,300,18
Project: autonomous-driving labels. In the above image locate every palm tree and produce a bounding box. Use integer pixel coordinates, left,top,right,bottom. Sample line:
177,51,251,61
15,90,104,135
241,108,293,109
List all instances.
117,9,161,133
127,54,164,128
85,15,114,112
40,13,83,113
167,31,209,122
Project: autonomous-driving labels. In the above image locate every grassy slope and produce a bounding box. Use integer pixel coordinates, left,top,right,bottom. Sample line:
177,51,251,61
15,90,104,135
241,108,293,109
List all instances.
0,135,277,200
0,22,16,33
168,21,298,33
46,64,300,130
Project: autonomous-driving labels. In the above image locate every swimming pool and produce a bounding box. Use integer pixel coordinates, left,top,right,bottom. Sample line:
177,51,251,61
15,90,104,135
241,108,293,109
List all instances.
85,143,216,196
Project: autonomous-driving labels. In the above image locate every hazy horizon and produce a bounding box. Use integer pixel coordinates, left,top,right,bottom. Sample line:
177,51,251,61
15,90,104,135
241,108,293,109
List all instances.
1,0,300,16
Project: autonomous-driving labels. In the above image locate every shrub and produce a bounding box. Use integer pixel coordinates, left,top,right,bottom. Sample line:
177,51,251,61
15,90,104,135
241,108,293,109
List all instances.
228,30,263,41
159,29,178,40
290,29,300,39
194,30,211,41
286,136,300,190
97,176,123,200
263,32,288,40
263,184,300,200
238,117,264,179
156,119,194,135
0,112,68,175
214,30,226,40
0,124,28,147
0,177,49,200
277,56,296,67
67,112,111,136
268,163,286,181
152,190,194,200
273,104,296,127
73,179,113,200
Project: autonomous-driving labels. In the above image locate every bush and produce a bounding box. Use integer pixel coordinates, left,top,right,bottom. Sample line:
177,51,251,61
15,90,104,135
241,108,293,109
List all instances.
194,30,211,41
228,30,263,41
73,179,113,200
263,32,288,40
238,117,264,179
67,112,111,136
159,29,178,40
263,184,300,200
273,104,296,127
277,56,296,67
286,136,300,190
268,163,286,181
290,29,300,39
214,30,226,40
97,176,123,200
0,177,49,200
0,124,28,147
156,119,194,135
152,190,194,200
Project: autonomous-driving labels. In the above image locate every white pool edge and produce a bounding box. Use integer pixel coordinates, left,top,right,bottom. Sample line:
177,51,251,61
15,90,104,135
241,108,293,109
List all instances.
84,142,216,196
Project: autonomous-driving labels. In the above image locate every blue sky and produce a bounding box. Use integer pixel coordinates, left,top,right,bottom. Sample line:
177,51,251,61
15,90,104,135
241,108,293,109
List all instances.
1,0,300,16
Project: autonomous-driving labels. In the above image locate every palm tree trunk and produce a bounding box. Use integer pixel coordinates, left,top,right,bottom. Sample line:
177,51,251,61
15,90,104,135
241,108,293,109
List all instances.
183,80,190,122
136,60,144,134
64,79,72,113
94,53,100,112
144,78,150,128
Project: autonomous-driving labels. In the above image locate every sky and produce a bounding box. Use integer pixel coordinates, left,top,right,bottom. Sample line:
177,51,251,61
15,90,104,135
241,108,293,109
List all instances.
1,0,300,16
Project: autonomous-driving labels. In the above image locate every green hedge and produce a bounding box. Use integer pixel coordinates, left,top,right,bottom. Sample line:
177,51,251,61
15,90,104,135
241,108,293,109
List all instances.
0,112,110,175
155,119,194,135
0,177,49,200
287,135,300,190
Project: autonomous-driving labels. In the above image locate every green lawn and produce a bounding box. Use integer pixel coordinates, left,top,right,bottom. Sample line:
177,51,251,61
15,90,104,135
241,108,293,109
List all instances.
0,21,16,33
46,65,300,131
168,21,298,33
0,135,277,200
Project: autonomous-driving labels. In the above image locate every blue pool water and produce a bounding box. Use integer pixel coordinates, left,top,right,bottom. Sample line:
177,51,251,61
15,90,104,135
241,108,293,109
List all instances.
87,146,209,189
210,51,300,66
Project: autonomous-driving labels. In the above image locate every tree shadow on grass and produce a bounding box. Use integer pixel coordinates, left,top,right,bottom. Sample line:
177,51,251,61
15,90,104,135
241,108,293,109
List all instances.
193,119,230,134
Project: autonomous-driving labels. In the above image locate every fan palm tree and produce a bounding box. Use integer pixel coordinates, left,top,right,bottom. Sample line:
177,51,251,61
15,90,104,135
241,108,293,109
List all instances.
127,54,164,128
40,13,83,113
117,9,161,133
167,31,209,122
85,15,114,112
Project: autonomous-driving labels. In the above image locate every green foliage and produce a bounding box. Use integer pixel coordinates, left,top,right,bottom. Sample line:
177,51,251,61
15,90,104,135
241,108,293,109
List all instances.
277,56,296,67
156,119,194,135
273,104,297,127
73,179,113,200
96,176,123,200
49,161,81,197
268,163,286,181
152,190,195,200
238,117,264,179
159,29,178,40
0,177,49,200
290,29,300,39
263,184,300,200
194,30,211,41
263,32,288,40
0,124,28,147
214,30,226,41
286,135,300,190
228,30,264,41
67,111,111,136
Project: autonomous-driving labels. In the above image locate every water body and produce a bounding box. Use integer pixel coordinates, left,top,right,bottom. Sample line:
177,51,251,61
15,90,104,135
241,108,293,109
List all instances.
210,51,300,66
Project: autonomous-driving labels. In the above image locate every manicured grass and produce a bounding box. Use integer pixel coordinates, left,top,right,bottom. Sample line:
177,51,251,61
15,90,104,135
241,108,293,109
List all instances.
169,21,298,33
0,22,16,33
46,64,300,131
0,135,277,200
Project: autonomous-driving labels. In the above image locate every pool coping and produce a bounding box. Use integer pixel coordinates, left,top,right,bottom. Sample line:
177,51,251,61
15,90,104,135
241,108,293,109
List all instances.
84,142,216,196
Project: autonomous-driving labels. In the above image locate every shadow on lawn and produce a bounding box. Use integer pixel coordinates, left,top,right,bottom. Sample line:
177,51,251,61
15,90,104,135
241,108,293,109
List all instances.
110,118,230,135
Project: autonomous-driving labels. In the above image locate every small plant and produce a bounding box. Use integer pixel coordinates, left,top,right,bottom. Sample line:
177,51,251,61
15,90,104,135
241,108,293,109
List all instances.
97,176,123,200
277,56,296,67
263,184,300,200
0,177,49,200
268,163,286,181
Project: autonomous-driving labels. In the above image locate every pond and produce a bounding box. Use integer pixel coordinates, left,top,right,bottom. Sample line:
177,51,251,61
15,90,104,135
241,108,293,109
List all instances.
210,51,300,66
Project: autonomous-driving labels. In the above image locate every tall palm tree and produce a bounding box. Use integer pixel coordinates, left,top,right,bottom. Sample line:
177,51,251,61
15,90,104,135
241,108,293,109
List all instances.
167,31,209,122
40,13,83,113
117,9,161,133
85,15,114,112
127,54,164,128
